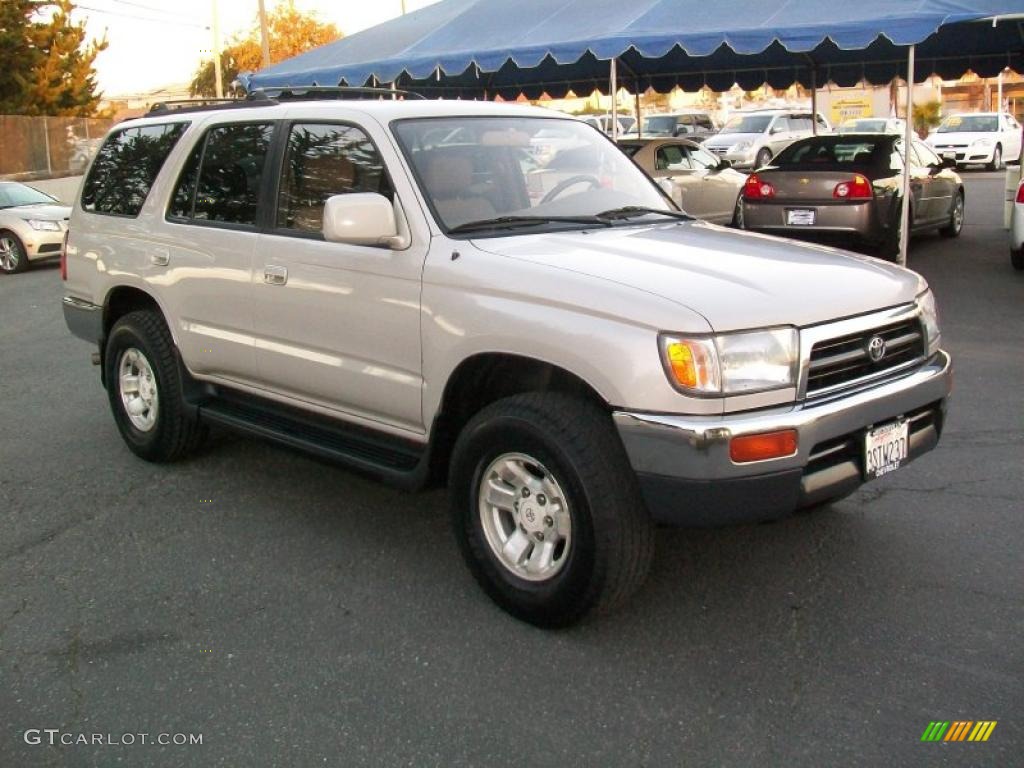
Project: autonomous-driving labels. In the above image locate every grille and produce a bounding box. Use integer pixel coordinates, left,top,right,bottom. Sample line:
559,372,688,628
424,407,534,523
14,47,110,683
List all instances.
806,318,925,396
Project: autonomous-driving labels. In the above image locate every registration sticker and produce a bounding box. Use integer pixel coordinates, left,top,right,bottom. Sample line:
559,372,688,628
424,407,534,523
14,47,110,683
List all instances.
864,419,909,479
787,208,816,226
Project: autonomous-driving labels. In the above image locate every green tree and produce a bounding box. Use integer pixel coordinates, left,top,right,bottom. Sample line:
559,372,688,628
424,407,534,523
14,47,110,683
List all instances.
0,1,106,115
190,3,341,97
913,100,942,138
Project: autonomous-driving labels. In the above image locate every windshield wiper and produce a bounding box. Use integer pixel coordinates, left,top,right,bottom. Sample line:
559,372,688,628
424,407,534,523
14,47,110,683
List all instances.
596,206,694,222
447,215,613,235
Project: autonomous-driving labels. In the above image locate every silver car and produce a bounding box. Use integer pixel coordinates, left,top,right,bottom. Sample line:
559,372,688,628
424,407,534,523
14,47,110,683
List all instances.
620,137,748,224
704,109,832,169
0,182,70,274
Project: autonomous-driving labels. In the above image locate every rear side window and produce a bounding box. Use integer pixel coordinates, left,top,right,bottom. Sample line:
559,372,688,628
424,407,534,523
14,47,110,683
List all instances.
168,122,274,227
81,122,188,217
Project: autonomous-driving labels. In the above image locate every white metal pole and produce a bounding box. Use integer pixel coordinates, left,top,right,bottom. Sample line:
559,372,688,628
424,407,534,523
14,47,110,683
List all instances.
997,69,1004,111
610,58,618,141
898,45,915,267
811,66,818,135
212,0,223,97
258,0,271,69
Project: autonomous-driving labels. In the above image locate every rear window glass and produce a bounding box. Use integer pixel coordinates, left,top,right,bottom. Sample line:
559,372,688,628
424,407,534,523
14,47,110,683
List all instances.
81,122,188,217
775,138,886,168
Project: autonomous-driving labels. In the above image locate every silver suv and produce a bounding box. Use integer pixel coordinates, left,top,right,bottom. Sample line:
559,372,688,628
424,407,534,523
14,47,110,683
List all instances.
704,109,832,168
62,91,951,627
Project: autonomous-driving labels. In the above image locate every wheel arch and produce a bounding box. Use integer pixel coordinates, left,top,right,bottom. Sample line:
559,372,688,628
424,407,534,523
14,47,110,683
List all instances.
100,285,174,386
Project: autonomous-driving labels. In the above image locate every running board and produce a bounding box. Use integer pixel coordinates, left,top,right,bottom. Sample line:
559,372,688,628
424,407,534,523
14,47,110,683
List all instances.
197,393,429,490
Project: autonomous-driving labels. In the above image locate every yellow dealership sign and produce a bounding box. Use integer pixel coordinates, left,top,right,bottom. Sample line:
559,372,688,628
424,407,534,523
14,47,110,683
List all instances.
829,97,874,125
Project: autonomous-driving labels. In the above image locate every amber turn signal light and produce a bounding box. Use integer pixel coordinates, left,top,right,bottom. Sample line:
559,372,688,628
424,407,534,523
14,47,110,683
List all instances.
729,429,798,463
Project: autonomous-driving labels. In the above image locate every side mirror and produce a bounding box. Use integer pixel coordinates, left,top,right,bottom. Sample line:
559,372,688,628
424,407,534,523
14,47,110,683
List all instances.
323,193,403,248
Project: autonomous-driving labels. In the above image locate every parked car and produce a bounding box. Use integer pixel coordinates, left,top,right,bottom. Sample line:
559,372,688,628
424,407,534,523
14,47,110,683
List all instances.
621,111,718,142
0,181,70,274
1011,178,1024,270
740,134,963,256
63,97,951,627
703,109,832,169
619,137,747,224
580,114,636,135
838,117,906,135
925,112,1022,170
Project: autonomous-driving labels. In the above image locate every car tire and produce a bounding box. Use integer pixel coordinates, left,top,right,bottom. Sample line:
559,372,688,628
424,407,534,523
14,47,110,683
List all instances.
0,230,28,274
104,310,207,462
755,148,773,168
872,202,908,260
732,195,745,228
449,392,654,628
987,144,1002,172
939,191,964,238
1012,248,1024,271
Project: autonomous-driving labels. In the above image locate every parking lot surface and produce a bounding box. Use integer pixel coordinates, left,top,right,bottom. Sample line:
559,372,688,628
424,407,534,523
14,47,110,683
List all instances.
1,171,1020,767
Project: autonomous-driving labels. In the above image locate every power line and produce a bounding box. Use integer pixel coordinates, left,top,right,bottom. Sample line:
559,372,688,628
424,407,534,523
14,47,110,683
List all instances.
74,3,210,29
109,0,200,19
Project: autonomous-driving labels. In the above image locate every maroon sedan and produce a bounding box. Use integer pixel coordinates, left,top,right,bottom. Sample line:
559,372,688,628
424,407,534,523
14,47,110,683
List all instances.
740,134,964,258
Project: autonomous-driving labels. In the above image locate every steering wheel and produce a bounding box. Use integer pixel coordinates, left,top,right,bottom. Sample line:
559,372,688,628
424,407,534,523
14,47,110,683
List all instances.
540,174,601,204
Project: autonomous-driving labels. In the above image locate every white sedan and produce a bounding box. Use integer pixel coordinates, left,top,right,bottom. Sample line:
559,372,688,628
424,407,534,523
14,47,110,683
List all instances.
619,138,748,225
926,112,1022,170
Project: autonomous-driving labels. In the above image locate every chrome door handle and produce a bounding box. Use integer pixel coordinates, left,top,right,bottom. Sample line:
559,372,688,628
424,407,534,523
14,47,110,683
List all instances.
150,247,170,266
264,265,288,285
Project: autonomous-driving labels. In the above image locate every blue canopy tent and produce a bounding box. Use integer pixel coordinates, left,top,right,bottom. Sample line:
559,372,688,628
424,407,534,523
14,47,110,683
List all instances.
240,0,1024,263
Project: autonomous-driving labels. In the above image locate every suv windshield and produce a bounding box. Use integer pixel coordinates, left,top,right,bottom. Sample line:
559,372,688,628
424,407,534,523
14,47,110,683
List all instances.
720,114,773,134
0,182,56,209
393,117,670,234
937,115,998,133
642,116,683,135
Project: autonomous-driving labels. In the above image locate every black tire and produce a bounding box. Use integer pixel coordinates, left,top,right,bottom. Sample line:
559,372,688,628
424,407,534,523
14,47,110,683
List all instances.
987,144,1002,172
1012,248,1024,271
939,191,964,238
872,202,908,260
104,310,207,462
450,392,654,627
0,230,28,274
755,148,773,168
732,195,744,228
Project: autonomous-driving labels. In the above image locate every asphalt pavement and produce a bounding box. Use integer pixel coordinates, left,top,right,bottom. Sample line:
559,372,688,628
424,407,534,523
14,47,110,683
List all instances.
1,171,1021,767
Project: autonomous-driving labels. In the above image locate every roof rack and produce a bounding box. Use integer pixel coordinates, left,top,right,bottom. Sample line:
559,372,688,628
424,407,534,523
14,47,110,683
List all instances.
247,86,426,101
144,86,425,117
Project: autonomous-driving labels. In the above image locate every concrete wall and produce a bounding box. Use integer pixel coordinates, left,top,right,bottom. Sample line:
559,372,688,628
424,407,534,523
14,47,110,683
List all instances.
29,176,83,206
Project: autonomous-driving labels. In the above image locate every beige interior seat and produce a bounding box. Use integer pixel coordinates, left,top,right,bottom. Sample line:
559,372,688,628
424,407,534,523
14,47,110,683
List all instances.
422,153,495,227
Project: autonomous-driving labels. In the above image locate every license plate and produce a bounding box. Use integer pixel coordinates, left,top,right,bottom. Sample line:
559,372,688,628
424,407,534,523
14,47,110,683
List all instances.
787,208,816,225
864,420,909,479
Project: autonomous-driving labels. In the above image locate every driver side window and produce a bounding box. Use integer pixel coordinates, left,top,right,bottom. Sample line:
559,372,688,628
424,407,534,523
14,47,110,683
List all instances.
656,145,690,171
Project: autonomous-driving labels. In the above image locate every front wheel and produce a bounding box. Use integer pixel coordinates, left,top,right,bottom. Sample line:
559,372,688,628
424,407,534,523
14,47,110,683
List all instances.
105,310,207,462
939,191,964,238
987,144,1003,171
755,148,773,168
0,230,28,274
449,393,654,627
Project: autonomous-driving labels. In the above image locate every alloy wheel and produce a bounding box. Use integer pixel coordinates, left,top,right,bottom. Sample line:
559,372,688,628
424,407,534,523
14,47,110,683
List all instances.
0,236,21,272
118,347,159,432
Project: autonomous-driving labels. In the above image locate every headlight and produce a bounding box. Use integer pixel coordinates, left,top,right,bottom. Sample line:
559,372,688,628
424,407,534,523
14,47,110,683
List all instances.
972,138,993,148
732,140,752,152
660,328,799,395
26,219,61,231
917,289,941,356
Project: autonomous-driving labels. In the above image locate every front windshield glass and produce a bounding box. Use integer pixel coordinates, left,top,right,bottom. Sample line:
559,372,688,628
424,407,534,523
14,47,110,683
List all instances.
392,116,670,233
937,115,998,133
720,114,773,134
0,182,56,209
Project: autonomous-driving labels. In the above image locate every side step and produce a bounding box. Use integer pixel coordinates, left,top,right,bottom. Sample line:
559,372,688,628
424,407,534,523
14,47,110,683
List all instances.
197,392,429,490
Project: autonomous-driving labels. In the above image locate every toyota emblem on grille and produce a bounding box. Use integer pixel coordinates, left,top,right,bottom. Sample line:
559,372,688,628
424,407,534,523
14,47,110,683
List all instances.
867,335,886,362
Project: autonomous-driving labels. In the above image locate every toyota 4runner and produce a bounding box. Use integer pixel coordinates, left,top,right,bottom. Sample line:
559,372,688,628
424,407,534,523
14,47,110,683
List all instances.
62,90,951,627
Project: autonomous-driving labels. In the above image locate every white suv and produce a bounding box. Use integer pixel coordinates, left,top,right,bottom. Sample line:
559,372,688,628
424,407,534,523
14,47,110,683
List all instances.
62,91,951,626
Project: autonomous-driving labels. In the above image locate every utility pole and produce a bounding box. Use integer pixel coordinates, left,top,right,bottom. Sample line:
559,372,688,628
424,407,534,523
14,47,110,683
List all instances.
212,0,223,97
400,0,407,13
258,0,271,69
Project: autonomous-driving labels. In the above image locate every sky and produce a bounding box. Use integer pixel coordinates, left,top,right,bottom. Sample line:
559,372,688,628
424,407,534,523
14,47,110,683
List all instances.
69,0,442,98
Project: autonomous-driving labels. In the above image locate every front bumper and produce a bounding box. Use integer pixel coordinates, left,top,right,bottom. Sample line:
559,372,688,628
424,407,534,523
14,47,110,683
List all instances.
22,230,64,262
614,350,952,526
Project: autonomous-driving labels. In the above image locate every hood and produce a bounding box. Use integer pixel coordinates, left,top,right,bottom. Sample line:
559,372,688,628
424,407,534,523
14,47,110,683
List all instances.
704,132,760,148
472,221,925,332
8,203,71,221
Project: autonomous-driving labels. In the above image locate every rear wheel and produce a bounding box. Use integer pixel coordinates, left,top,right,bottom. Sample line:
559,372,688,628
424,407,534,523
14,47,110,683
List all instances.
449,392,654,627
987,144,1003,171
939,191,964,238
0,230,27,274
105,310,207,462
755,148,773,168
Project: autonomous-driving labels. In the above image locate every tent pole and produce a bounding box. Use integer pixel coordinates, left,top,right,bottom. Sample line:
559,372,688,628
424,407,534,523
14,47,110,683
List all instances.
610,58,618,142
898,45,915,268
811,66,818,135
635,88,642,138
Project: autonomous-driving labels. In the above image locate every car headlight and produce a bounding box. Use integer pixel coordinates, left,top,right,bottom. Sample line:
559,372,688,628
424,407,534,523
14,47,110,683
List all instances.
26,219,61,231
660,328,799,395
917,289,941,356
732,140,752,152
972,138,993,148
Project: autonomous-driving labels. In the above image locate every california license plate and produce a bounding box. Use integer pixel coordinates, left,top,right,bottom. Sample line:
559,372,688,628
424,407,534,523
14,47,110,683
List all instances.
864,420,909,479
787,208,816,225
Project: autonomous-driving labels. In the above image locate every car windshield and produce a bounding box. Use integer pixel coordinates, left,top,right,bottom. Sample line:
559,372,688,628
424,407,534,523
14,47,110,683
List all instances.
840,119,886,133
937,115,998,133
0,182,56,209
642,116,682,135
720,114,773,134
774,138,886,168
393,116,671,234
